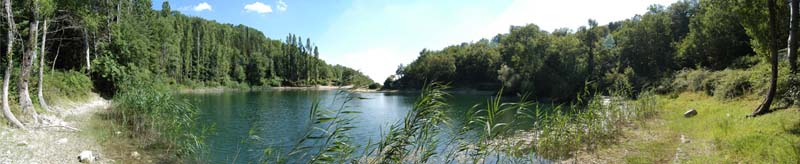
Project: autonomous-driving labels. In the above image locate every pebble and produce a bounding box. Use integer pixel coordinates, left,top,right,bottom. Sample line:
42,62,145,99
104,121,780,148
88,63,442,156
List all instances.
131,151,141,160
56,138,68,144
680,134,691,143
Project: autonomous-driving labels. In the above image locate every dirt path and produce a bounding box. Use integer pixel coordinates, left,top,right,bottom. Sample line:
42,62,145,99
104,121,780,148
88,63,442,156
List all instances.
0,94,114,164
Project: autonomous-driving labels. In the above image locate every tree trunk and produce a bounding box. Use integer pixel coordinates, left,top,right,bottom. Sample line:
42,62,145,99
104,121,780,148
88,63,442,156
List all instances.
752,0,780,117
83,28,90,72
588,39,594,79
791,0,800,73
18,0,39,123
38,20,50,111
2,0,24,129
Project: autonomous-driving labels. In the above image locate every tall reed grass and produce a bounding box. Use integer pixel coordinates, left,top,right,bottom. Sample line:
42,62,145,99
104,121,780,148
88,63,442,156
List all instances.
260,84,658,163
110,84,208,161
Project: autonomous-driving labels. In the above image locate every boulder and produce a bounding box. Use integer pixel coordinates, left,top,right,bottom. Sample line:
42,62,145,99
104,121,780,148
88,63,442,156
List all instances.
683,109,697,118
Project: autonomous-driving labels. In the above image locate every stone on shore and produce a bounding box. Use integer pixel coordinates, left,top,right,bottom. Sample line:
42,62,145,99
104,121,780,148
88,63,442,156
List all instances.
684,109,697,117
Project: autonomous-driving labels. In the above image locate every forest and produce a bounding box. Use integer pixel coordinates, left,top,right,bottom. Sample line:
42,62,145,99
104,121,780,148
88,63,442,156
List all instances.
0,0,374,159
387,0,797,108
50,0,372,95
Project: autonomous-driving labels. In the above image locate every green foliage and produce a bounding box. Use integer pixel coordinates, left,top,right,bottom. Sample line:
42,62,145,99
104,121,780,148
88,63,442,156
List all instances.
676,0,753,69
367,83,381,89
672,69,716,94
399,40,500,89
713,70,753,99
392,0,795,103
111,83,207,161
41,71,93,101
669,65,794,101
46,1,372,96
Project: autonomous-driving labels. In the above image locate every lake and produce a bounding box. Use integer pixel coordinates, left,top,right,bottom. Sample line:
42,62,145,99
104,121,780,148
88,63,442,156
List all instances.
180,89,509,163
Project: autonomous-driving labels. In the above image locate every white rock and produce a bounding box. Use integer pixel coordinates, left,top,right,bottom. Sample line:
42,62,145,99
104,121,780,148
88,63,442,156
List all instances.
130,151,140,160
78,150,97,163
115,131,122,135
56,138,68,144
680,134,691,143
683,109,698,117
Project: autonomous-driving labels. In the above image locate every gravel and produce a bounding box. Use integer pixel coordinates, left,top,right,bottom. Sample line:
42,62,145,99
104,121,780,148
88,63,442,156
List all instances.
0,95,113,164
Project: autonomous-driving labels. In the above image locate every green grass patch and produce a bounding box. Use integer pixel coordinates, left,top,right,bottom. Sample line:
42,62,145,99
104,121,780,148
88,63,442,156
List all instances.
626,92,800,163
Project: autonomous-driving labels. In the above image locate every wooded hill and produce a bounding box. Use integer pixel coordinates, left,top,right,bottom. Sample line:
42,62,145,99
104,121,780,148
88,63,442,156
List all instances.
387,0,796,107
46,0,373,95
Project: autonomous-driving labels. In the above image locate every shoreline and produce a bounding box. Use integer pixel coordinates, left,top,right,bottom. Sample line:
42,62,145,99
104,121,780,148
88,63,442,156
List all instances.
177,85,499,95
0,94,133,163
177,85,358,94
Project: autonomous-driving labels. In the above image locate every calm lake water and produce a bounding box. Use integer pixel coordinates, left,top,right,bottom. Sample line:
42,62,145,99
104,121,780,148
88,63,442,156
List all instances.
180,89,522,163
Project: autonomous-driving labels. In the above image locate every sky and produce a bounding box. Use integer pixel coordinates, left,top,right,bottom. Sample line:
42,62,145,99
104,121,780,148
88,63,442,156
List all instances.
152,0,679,82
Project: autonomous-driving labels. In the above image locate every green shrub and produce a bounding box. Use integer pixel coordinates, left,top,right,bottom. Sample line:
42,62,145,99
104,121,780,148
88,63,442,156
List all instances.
672,69,715,94
368,83,381,89
42,71,93,101
672,68,757,100
748,61,793,98
266,77,282,87
713,70,752,100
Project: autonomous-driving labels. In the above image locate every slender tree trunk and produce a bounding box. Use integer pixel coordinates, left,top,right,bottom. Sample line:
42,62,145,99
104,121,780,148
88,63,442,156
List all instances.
752,0,780,117
2,0,24,129
791,0,800,73
51,29,62,72
38,20,49,111
588,40,594,79
18,0,39,123
83,28,90,72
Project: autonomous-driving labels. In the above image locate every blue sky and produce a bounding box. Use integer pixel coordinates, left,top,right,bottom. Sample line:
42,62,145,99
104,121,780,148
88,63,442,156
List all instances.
152,0,678,81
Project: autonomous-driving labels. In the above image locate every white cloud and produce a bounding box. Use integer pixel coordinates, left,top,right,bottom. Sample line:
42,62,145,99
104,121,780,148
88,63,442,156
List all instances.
193,2,212,12
277,0,288,12
245,2,273,14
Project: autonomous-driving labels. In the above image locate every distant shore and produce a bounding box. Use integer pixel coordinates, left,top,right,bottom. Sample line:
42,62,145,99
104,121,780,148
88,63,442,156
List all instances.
177,85,358,94
178,85,499,95
351,88,496,95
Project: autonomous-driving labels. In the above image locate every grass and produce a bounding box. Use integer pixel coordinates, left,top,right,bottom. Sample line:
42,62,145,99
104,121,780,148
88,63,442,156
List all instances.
619,92,800,163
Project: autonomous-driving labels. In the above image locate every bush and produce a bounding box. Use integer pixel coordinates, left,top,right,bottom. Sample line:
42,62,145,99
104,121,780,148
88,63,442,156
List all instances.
672,68,763,100
748,61,793,98
42,71,93,101
713,70,752,100
368,83,381,89
672,69,715,94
